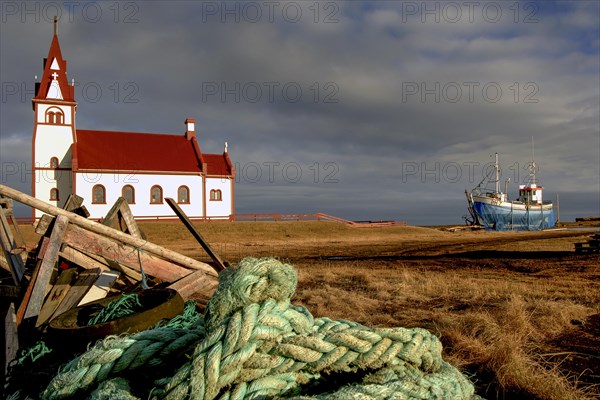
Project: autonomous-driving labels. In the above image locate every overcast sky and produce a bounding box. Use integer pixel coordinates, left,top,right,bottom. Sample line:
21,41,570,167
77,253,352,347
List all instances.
1,1,598,224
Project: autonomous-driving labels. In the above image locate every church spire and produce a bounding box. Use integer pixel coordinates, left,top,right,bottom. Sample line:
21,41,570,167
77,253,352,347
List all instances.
33,17,75,104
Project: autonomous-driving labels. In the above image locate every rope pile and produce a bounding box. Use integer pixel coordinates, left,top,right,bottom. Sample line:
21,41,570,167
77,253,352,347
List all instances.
39,257,483,399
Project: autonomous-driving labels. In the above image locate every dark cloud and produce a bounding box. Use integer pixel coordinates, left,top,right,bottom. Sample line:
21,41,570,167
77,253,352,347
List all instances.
1,1,598,224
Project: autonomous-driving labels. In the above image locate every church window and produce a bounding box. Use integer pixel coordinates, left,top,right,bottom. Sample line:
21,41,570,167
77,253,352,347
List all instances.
45,107,64,125
122,185,135,204
92,184,106,204
150,185,163,204
177,186,190,204
49,188,59,201
50,157,59,168
210,189,222,201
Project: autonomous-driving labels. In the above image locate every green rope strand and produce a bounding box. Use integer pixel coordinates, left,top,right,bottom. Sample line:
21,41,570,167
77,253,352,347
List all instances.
14,340,52,365
41,257,484,400
87,293,144,326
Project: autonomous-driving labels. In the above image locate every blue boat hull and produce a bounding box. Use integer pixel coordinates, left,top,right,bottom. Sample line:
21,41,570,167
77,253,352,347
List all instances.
472,201,555,231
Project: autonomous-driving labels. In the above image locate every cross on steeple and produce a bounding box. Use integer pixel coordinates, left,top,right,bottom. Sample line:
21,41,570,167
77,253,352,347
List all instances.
52,72,59,80
54,16,58,35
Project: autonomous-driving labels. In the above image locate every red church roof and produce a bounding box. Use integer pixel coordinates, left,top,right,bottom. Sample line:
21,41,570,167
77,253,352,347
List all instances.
74,130,233,176
34,33,75,103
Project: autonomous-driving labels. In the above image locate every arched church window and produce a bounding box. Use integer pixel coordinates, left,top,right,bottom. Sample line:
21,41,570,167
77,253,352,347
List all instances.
50,157,59,168
177,186,190,204
92,184,106,204
122,185,135,204
150,185,163,204
45,107,64,125
210,189,222,201
50,188,59,201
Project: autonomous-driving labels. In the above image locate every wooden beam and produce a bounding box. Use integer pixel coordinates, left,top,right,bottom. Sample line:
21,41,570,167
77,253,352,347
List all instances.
36,268,77,327
16,260,41,326
23,215,69,322
0,185,213,274
168,269,219,303
4,303,18,376
63,193,84,211
60,245,142,282
102,197,126,229
34,214,55,236
0,199,26,250
117,200,144,239
0,208,25,285
63,193,90,218
165,198,226,272
102,197,143,238
77,270,120,306
59,245,109,272
51,268,101,319
0,252,10,273
63,224,215,284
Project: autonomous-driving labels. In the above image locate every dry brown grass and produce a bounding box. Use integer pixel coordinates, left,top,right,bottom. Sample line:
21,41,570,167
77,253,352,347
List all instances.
293,258,600,400
18,221,600,399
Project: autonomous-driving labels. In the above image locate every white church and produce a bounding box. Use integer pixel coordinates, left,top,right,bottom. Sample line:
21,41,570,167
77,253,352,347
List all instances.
31,24,235,220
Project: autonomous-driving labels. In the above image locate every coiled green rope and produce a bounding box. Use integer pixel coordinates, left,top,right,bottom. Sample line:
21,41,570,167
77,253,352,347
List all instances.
87,293,144,326
40,257,484,400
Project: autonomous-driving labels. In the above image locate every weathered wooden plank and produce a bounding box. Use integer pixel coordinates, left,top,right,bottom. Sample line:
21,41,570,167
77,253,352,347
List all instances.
0,209,25,284
0,184,213,274
1,205,26,250
117,200,144,238
102,197,126,229
4,302,19,376
23,215,69,321
63,224,214,283
165,198,226,272
63,193,84,211
168,269,219,303
36,236,50,260
102,197,144,239
36,268,77,327
61,245,142,282
0,252,10,273
78,270,120,306
52,268,101,319
59,245,109,272
63,193,90,218
16,260,41,325
34,214,55,236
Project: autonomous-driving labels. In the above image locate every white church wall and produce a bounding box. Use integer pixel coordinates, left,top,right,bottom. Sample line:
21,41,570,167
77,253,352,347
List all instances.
34,124,73,168
34,170,72,218
205,177,233,217
76,173,204,219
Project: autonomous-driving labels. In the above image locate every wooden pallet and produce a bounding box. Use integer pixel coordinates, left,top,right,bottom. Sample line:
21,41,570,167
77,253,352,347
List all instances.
574,237,600,253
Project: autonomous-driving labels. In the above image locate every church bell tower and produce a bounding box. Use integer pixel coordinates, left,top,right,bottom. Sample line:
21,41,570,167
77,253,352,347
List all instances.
31,17,77,217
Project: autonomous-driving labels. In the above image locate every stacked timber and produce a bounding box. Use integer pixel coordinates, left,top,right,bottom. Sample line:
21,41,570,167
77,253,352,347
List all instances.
574,232,600,253
0,184,226,373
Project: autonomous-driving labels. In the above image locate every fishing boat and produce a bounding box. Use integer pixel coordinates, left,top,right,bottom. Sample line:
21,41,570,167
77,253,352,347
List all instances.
465,150,555,231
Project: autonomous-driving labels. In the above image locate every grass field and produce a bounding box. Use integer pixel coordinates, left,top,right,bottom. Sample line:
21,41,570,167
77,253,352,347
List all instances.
19,221,600,399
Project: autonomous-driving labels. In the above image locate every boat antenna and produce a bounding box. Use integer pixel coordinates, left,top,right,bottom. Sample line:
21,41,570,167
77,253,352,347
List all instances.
530,136,536,185
495,152,500,193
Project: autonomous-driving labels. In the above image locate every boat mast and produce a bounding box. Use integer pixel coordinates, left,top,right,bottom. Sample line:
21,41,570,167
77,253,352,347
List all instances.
530,136,536,185
495,152,500,193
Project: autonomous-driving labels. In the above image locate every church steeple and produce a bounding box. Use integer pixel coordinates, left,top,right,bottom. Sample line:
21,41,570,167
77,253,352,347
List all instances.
31,17,78,218
33,16,75,105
